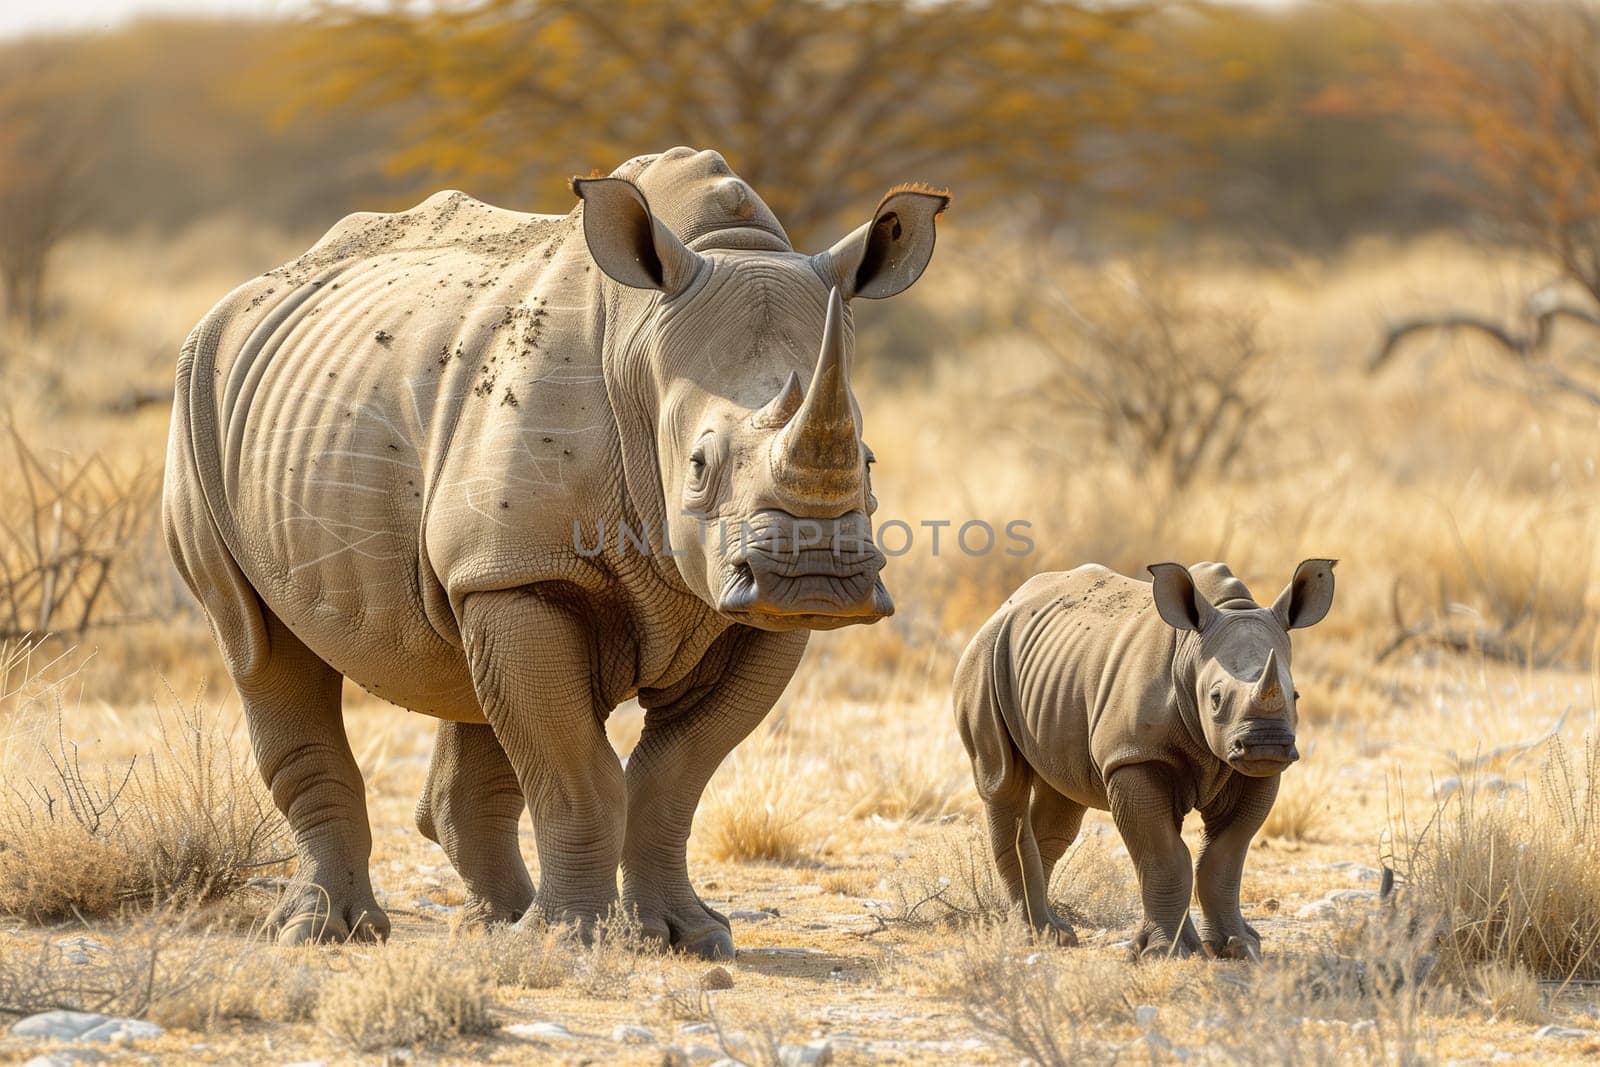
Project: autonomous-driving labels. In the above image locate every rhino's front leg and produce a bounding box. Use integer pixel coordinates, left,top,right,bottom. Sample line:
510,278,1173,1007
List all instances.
1108,763,1202,961
461,588,624,933
623,628,807,960
1195,775,1278,962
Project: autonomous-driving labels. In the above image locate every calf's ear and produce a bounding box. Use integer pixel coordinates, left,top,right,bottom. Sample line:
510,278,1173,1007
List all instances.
1272,559,1337,630
1148,562,1219,633
572,176,703,296
818,185,950,300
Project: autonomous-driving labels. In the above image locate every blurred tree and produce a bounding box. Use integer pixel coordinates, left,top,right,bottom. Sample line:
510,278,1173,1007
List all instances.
288,0,1212,243
0,47,98,332
1347,1,1600,407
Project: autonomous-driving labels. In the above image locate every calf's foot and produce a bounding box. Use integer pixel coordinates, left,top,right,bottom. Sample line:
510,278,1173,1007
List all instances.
1026,908,1080,947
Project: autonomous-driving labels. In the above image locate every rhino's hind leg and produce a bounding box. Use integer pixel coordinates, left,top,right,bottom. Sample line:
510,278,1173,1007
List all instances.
1029,780,1087,939
240,611,388,945
982,767,1078,946
416,721,536,923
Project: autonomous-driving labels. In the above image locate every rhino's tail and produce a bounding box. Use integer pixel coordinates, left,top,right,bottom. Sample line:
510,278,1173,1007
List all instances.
162,305,271,682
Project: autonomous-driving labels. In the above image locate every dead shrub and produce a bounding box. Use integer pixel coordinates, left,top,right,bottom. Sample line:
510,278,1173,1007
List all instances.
0,424,162,639
1397,736,1600,981
884,823,1136,932
0,913,313,1026
315,938,497,1051
922,919,1129,1065
1003,261,1271,491
0,693,288,923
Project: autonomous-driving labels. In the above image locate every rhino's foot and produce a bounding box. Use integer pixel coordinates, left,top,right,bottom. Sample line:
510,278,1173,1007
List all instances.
1130,916,1202,962
634,896,735,961
462,890,532,926
270,880,390,945
1029,911,1079,948
1203,933,1263,962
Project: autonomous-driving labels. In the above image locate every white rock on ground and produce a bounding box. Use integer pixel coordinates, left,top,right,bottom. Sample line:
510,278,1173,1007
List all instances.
612,1024,656,1044
778,1039,834,1066
12,1012,162,1044
504,1022,574,1040
726,909,777,922
1535,1025,1594,1040
23,1052,105,1067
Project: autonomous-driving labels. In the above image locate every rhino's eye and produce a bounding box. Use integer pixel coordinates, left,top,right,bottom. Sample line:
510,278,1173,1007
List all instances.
688,447,707,481
1209,687,1223,712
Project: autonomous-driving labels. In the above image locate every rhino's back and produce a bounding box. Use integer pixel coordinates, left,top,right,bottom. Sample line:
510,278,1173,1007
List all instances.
988,566,1178,807
173,192,602,717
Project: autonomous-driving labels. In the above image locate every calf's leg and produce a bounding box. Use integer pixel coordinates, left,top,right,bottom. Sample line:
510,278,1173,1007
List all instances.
1108,763,1201,960
1196,775,1278,961
416,720,536,923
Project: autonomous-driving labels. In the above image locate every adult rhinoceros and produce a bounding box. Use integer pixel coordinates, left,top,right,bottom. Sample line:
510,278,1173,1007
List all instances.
163,148,946,958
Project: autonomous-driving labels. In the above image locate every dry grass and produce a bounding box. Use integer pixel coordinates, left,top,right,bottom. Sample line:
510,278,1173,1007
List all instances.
5,227,1600,1058
0,685,287,924
1262,762,1336,843
883,823,1137,932
315,938,497,1051
1399,735,1600,982
698,731,817,864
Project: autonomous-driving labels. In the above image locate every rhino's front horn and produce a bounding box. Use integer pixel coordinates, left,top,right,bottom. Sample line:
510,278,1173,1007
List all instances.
771,288,861,507
1253,648,1286,713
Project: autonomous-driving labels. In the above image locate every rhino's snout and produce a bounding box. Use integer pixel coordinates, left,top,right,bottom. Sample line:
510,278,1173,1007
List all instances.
1226,721,1299,777
715,510,892,631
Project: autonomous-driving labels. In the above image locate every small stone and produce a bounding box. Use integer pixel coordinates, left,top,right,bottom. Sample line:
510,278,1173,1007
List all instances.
727,909,778,922
11,1012,114,1041
505,1021,574,1040
1296,900,1337,921
684,1046,722,1063
699,965,735,990
1135,1005,1159,1027
1535,1025,1593,1039
81,1018,164,1044
680,1022,714,1035
611,1024,655,1044
778,1039,834,1066
23,1053,104,1067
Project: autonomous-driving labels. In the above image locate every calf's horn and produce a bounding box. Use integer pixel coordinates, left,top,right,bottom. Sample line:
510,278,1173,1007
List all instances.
772,288,861,504
1252,649,1286,712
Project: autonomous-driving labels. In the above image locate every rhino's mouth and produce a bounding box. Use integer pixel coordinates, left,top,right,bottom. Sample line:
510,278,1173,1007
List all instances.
1226,725,1300,777
715,516,892,631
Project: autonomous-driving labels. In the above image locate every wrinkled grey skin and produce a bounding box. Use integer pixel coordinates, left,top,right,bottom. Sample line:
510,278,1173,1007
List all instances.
954,560,1335,960
163,148,947,958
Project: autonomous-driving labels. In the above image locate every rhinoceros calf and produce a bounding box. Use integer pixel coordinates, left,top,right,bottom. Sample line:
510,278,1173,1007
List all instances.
164,147,947,958
954,560,1335,960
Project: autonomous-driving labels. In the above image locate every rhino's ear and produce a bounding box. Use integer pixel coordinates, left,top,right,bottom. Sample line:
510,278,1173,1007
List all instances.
817,185,949,300
1272,559,1337,630
1148,562,1219,633
573,176,703,296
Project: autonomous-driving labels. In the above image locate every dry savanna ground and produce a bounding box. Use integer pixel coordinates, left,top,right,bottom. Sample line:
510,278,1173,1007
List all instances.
2,222,1600,1064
